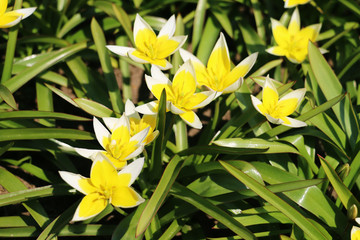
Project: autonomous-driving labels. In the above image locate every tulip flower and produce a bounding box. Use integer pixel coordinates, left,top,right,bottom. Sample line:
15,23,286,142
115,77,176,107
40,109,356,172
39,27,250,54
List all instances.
75,116,149,169
102,99,159,145
0,0,36,28
180,33,258,94
106,14,187,70
283,0,311,8
59,154,145,221
266,8,322,64
251,76,307,127
136,61,216,129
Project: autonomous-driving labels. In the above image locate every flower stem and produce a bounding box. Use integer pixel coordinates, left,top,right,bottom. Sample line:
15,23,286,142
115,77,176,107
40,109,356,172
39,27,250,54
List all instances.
174,116,188,152
1,0,23,83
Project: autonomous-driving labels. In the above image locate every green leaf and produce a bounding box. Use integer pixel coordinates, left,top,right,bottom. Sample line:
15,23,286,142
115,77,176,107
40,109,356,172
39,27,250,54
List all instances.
0,185,74,207
192,0,207,50
319,155,360,210
308,42,360,151
214,138,299,154
0,84,17,109
178,145,268,156
91,17,124,113
171,182,256,239
74,98,115,117
0,128,94,141
0,110,90,121
2,42,87,96
0,168,49,228
136,155,185,237
150,89,167,179
112,4,135,46
220,161,330,240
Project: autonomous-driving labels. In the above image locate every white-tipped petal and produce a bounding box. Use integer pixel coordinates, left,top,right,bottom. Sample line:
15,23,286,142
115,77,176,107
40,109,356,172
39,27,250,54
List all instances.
192,91,218,109
355,217,360,225
74,148,100,159
124,144,145,160
118,157,144,185
290,8,300,28
59,171,87,194
125,99,140,119
264,75,278,93
135,101,159,115
169,103,186,114
282,117,307,128
93,117,110,149
212,32,230,60
236,52,258,76
174,60,195,82
0,15,22,28
133,14,154,42
222,78,243,94
156,60,173,70
265,113,284,125
13,7,36,20
270,18,283,30
127,49,151,64
251,95,264,115
131,127,150,145
115,188,145,208
179,48,203,65
158,15,176,38
114,115,131,132
106,46,134,57
102,117,120,132
71,203,100,222
149,65,172,84
279,88,306,106
168,35,188,55
180,111,202,129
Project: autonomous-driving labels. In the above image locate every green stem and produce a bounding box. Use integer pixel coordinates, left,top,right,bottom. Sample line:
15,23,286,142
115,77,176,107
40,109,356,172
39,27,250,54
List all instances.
1,0,23,83
114,206,128,216
117,36,132,101
250,0,266,42
174,116,188,152
210,96,221,133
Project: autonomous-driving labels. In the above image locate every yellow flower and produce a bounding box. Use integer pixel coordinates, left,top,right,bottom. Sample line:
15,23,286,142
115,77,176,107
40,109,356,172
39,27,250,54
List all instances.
75,116,149,169
266,8,322,64
0,0,36,28
352,226,360,240
283,0,311,8
251,75,307,127
136,61,217,129
102,99,159,145
106,14,187,70
180,33,258,94
59,154,145,221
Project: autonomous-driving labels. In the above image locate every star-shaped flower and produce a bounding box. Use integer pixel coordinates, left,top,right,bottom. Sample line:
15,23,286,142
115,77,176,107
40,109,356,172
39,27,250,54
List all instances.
180,33,258,94
0,0,36,28
106,14,187,70
75,115,149,169
136,61,216,129
59,154,145,221
102,99,159,146
283,0,311,8
266,8,322,64
251,75,307,127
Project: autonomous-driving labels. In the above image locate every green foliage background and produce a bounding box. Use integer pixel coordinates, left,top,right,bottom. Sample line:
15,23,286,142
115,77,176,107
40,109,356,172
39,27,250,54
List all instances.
0,0,359,239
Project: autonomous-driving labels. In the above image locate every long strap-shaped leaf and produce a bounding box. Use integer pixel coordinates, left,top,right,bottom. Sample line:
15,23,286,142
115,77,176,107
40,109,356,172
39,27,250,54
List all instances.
319,155,360,210
170,182,256,239
136,154,185,237
308,42,360,151
2,42,87,96
220,161,331,240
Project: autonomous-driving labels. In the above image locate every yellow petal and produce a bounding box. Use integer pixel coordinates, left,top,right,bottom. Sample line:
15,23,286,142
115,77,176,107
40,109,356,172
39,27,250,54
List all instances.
0,12,20,28
77,193,107,219
262,86,279,114
272,23,290,47
156,36,180,59
0,0,8,15
90,159,118,189
172,66,196,97
192,61,212,88
111,186,142,207
266,46,288,57
352,226,360,240
288,8,300,36
182,92,208,109
135,28,157,56
298,26,318,43
117,173,131,186
151,84,174,102
78,178,97,195
274,98,298,118
179,110,202,129
207,35,230,83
